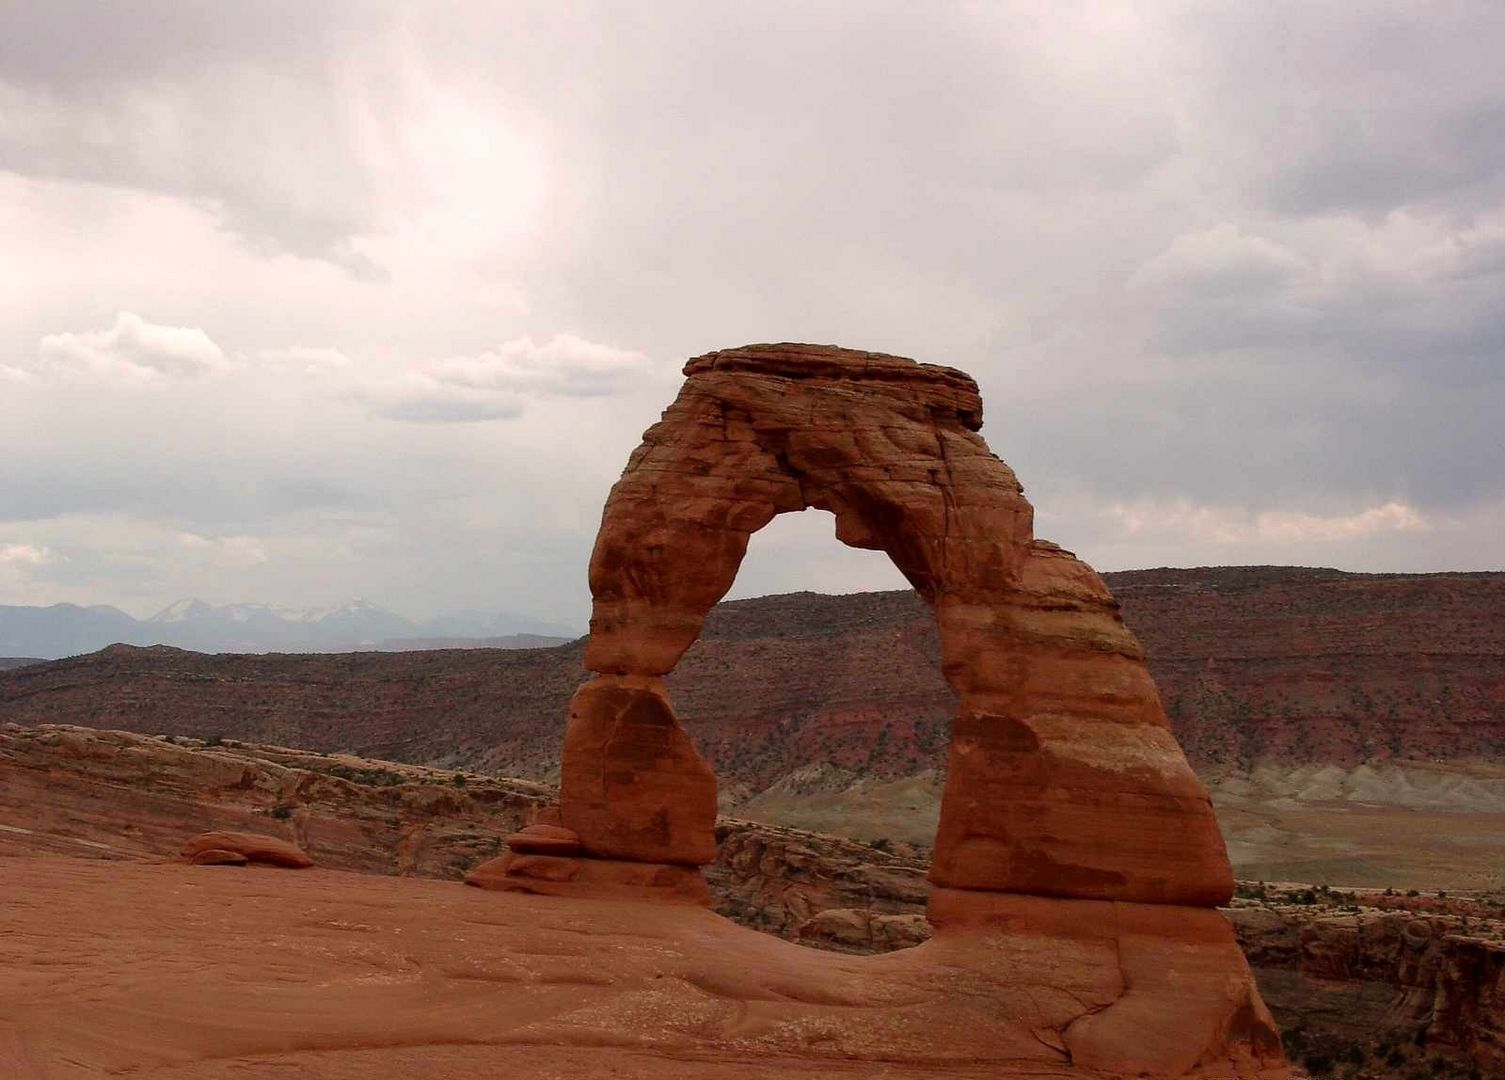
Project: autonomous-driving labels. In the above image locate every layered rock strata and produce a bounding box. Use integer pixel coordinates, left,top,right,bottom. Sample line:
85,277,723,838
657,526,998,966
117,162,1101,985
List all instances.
529,342,1287,1073
557,343,1230,901
1230,902,1505,1072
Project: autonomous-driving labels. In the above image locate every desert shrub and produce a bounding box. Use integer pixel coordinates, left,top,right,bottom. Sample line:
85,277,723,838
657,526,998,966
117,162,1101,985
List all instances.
270,804,293,820
1303,1050,1334,1076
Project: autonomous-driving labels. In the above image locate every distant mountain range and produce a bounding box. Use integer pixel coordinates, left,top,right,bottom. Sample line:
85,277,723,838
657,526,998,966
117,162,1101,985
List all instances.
0,599,579,659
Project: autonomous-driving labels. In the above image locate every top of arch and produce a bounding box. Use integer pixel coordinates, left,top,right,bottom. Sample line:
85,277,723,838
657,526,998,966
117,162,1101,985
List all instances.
683,343,984,431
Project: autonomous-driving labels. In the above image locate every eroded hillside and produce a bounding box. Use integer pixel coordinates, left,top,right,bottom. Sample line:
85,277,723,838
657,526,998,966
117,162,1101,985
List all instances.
1,568,1501,888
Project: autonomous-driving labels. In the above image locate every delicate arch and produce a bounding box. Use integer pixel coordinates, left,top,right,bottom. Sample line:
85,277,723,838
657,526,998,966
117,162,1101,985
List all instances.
561,343,1233,906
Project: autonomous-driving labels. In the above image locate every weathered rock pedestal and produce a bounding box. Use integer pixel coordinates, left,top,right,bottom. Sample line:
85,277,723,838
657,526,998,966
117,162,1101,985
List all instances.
505,342,1290,1075
464,803,711,906
466,674,718,904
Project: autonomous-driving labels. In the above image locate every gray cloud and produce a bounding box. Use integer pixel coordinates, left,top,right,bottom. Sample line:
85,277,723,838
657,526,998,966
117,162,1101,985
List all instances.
0,3,398,272
0,1,1502,624
1177,4,1505,217
343,334,659,423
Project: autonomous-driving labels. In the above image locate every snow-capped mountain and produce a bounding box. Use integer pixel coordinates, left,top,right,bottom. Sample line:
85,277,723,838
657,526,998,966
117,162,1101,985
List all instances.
0,599,580,659
138,598,418,652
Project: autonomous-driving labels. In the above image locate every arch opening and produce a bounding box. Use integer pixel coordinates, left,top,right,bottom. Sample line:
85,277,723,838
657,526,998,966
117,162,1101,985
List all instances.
671,507,950,848
723,507,910,604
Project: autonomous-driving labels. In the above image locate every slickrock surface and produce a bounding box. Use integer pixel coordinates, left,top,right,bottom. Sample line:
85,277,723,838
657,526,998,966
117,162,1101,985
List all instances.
0,857,1289,1080
569,343,1232,908
0,723,927,944
3,725,1500,1076
0,723,549,877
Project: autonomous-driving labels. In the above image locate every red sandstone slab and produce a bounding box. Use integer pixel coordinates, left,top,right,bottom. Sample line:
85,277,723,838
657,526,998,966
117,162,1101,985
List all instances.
0,856,1290,1079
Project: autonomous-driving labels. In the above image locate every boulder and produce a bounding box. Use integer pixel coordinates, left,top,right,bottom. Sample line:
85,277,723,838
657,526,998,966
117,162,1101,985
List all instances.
187,847,249,867
180,830,313,869
504,823,581,857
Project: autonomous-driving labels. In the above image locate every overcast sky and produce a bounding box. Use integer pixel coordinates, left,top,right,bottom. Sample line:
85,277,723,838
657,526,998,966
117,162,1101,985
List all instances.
2,2,1502,626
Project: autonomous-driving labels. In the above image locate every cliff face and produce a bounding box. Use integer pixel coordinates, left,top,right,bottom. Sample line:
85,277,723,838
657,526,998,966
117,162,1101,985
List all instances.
1228,900,1505,1076
1108,567,1505,769
2,569,1499,788
1,570,1501,891
0,640,588,771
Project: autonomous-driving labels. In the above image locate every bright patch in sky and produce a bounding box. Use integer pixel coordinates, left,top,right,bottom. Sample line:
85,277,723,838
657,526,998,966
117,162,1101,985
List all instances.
0,3,1501,623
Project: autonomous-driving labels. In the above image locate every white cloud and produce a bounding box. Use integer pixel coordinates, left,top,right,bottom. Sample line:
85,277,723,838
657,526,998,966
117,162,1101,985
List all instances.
257,345,355,382
0,541,58,603
1107,499,1432,547
259,345,353,371
1256,503,1431,543
423,335,652,398
0,543,54,567
351,334,653,423
172,531,269,569
1130,223,1308,294
25,311,233,383
351,373,528,423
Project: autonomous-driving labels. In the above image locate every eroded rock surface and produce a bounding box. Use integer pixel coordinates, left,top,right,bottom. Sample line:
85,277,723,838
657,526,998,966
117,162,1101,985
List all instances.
1230,902,1505,1074
0,723,927,942
538,342,1284,1075
0,857,1289,1080
563,343,1232,908
181,830,314,868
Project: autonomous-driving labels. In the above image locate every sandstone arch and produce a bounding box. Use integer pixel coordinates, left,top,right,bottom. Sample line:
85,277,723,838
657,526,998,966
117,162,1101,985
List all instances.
472,343,1287,1073
558,343,1233,908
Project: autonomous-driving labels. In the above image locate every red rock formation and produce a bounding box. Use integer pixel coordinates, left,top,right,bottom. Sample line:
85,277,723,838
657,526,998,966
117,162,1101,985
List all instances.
563,343,1231,906
0,856,1293,1079
559,675,716,866
180,830,314,868
1229,901,1505,1074
6,568,1500,811
0,723,929,938
535,342,1285,1074
187,847,250,866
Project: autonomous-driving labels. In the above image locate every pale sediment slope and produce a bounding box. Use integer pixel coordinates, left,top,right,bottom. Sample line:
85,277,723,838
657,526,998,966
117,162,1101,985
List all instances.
739,758,1505,892
1207,760,1505,891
